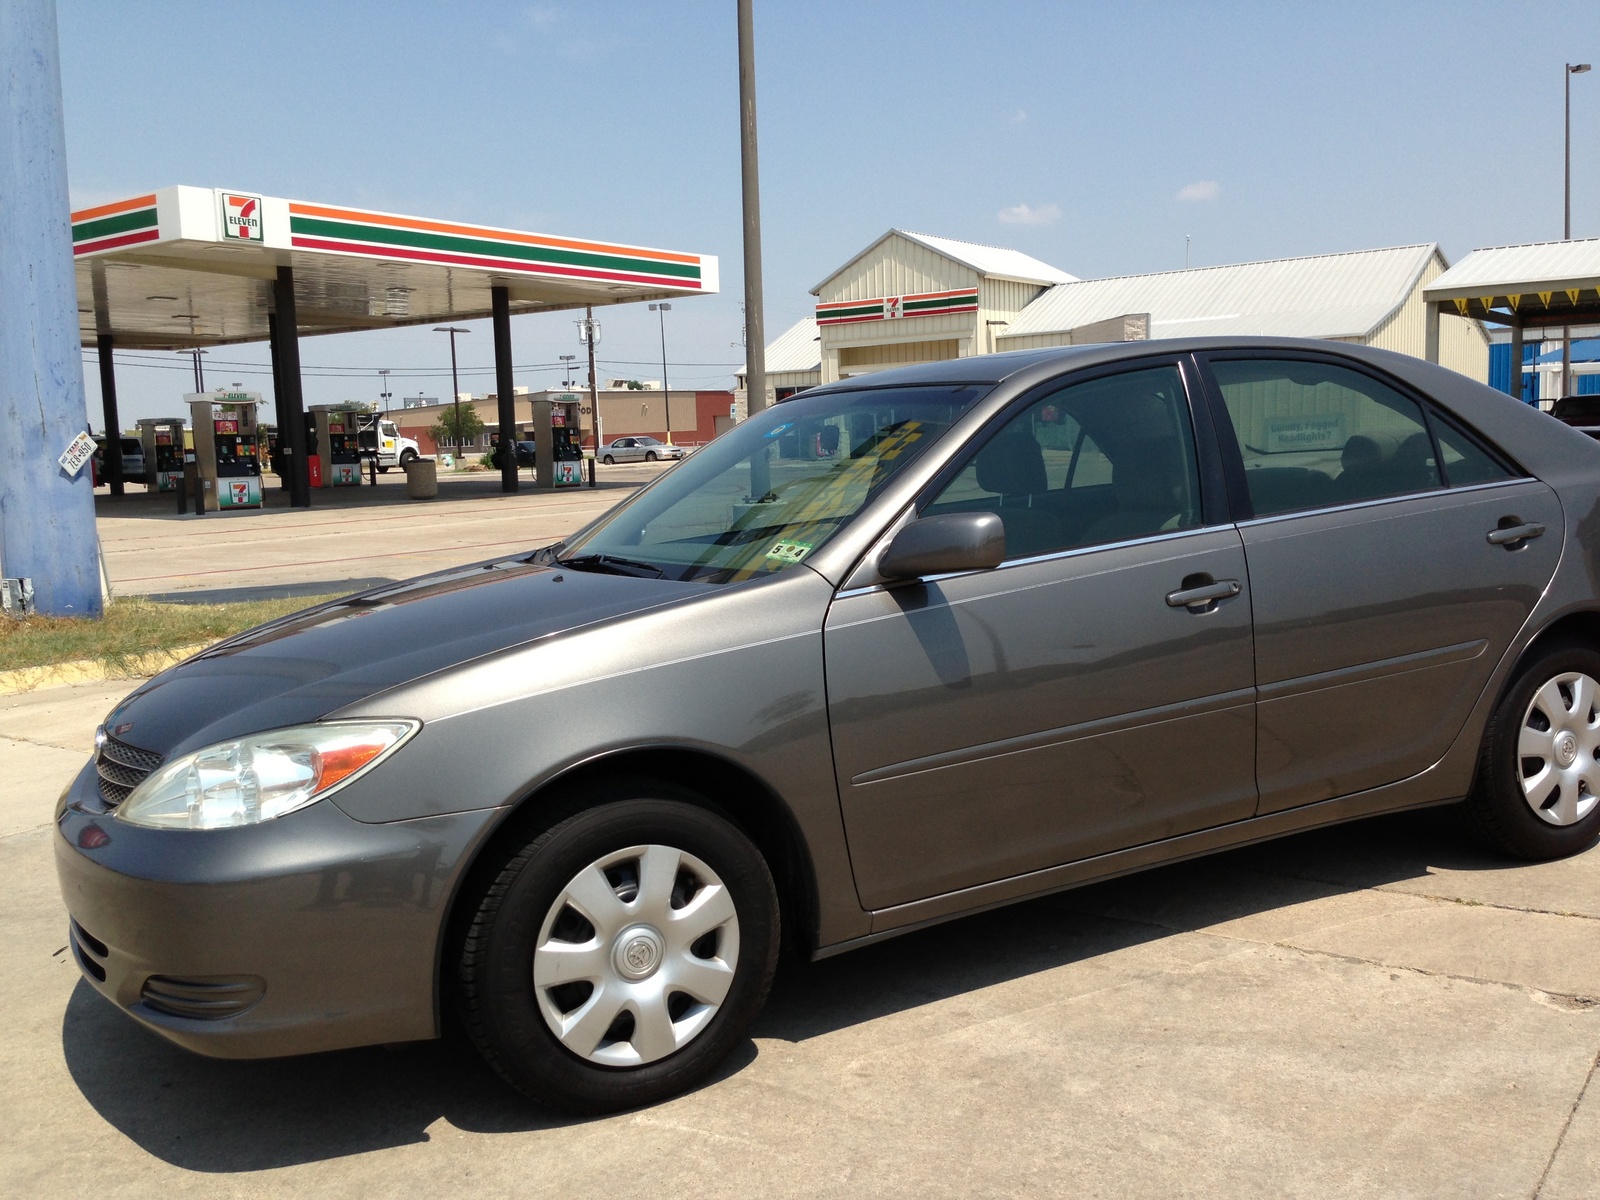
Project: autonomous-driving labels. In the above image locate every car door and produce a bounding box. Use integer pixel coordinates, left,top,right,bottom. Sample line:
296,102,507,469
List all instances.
1197,353,1564,814
825,360,1258,911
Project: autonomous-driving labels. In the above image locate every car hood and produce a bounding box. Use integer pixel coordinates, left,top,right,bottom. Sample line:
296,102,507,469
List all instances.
100,556,711,759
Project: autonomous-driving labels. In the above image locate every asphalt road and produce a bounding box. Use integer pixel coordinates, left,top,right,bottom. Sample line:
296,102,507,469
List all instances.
93,464,661,602
2,680,1597,1197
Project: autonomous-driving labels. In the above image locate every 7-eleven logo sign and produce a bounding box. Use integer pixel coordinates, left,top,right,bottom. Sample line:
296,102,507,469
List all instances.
221,193,263,241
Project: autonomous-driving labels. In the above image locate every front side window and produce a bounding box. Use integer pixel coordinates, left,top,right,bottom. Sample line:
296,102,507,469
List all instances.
560,384,988,583
1210,358,1443,517
924,364,1202,559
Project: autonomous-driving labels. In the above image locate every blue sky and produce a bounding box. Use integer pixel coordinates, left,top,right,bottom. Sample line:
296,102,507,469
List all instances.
59,0,1600,424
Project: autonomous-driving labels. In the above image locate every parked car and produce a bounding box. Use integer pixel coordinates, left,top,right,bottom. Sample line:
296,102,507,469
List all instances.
92,435,146,484
57,338,1600,1115
599,435,685,463
1548,395,1600,439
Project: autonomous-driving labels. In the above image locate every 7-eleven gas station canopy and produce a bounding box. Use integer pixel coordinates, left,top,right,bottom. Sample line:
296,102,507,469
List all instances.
73,185,718,348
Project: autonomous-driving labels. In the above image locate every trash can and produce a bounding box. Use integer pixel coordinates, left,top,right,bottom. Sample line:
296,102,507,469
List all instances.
403,456,438,499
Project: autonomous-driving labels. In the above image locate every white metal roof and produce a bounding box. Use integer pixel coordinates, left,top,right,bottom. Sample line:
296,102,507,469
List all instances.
746,316,821,376
1004,244,1439,341
1422,238,1600,300
896,231,1078,285
810,229,1076,295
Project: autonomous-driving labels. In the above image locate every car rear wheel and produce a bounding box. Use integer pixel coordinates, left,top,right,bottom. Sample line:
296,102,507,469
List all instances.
602,454,615,465
1466,642,1600,859
458,791,778,1113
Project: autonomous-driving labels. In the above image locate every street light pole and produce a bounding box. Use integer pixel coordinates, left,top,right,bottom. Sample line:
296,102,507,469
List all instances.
378,368,390,414
433,326,470,454
1564,62,1591,399
560,354,576,387
650,302,673,444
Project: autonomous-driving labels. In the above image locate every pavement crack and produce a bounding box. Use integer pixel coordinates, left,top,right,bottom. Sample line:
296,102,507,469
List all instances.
1533,1044,1600,1198
1255,940,1599,1008
1395,890,1600,924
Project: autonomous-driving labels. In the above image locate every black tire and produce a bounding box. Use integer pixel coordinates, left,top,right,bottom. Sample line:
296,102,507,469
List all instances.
458,789,779,1113
1466,641,1600,860
378,465,391,474
602,454,615,465
645,451,658,462
400,449,418,467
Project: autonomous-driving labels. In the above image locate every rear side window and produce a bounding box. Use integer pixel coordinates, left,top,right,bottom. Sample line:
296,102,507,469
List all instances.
1432,418,1514,487
1210,359,1442,517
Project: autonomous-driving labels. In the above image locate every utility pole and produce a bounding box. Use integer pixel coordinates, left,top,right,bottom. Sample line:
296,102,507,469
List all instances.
582,307,601,451
738,0,767,419
0,0,102,616
1564,62,1592,399
650,302,673,444
434,326,469,454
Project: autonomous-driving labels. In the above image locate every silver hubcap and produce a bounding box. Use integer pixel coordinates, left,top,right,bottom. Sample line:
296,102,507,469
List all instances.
533,844,739,1067
1518,671,1600,826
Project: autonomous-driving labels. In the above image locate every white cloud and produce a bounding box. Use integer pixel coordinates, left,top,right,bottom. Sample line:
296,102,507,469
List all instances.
1009,108,1028,124
997,202,1061,226
1176,180,1221,203
526,5,561,26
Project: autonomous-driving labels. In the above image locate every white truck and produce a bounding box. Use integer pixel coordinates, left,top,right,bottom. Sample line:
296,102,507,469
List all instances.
357,413,421,472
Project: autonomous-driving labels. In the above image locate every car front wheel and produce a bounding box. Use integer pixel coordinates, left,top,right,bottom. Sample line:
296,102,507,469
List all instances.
399,449,418,467
458,791,779,1113
645,451,658,462
1466,642,1600,859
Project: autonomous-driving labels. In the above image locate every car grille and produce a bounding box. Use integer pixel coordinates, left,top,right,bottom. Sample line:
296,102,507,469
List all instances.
96,734,163,808
140,975,266,1020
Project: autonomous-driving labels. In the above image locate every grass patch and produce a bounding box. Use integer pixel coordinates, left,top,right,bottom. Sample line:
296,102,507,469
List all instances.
0,593,343,673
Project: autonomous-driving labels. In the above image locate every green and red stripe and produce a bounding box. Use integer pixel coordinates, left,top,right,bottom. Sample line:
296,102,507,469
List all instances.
816,287,979,326
71,194,159,256
288,203,704,290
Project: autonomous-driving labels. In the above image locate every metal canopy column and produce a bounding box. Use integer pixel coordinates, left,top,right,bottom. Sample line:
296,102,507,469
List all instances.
1510,319,1525,404
96,333,124,495
492,285,518,493
273,267,311,507
1424,301,1441,365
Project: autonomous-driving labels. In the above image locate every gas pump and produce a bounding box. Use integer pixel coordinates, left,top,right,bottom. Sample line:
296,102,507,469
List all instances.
187,391,263,510
532,395,584,489
136,417,186,492
309,405,364,487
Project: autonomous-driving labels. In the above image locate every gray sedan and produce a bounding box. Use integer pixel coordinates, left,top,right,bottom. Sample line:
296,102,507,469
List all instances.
599,435,685,463
57,338,1600,1114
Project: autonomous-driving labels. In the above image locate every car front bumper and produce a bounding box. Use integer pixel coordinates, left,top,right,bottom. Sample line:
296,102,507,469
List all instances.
54,760,500,1059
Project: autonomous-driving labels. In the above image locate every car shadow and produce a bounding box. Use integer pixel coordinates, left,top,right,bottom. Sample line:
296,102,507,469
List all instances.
60,805,1527,1172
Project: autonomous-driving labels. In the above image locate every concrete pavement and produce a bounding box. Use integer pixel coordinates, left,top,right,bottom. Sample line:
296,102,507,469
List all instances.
2,679,1597,1196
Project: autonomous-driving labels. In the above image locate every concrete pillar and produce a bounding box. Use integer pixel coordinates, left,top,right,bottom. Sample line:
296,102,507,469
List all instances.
272,268,311,507
821,346,840,384
1424,302,1441,365
492,286,518,493
0,0,102,615
97,334,124,495
1510,321,1524,404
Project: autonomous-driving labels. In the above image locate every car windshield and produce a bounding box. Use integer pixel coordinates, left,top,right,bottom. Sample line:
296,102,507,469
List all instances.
559,383,989,583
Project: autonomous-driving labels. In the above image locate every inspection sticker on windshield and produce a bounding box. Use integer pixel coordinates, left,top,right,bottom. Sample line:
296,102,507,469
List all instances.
766,540,813,564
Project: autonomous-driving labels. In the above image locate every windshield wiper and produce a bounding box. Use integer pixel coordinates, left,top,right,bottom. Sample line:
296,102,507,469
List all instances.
556,553,666,578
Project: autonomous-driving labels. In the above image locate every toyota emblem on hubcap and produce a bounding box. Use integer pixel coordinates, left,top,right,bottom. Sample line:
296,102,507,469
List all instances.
613,926,665,980
1556,731,1580,768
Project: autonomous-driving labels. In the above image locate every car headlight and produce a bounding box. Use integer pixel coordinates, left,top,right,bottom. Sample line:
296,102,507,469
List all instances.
114,721,418,831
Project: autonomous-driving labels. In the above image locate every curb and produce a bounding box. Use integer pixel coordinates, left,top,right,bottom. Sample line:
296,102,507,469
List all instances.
0,643,207,696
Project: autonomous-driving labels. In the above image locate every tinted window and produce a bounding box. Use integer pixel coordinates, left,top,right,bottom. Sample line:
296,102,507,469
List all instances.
1211,359,1441,516
924,365,1201,559
1433,418,1513,487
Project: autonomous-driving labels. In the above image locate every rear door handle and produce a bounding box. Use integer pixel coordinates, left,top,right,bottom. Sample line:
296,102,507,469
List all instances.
1166,579,1241,609
1486,521,1545,547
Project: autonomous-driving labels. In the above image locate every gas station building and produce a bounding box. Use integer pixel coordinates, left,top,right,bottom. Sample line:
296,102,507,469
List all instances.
72,185,718,504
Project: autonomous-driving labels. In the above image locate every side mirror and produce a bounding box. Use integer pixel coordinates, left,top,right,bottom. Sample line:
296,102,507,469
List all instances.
880,512,1006,581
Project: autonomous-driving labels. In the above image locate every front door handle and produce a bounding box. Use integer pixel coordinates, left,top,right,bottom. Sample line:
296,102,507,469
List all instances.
1166,578,1241,610
1486,521,1545,548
